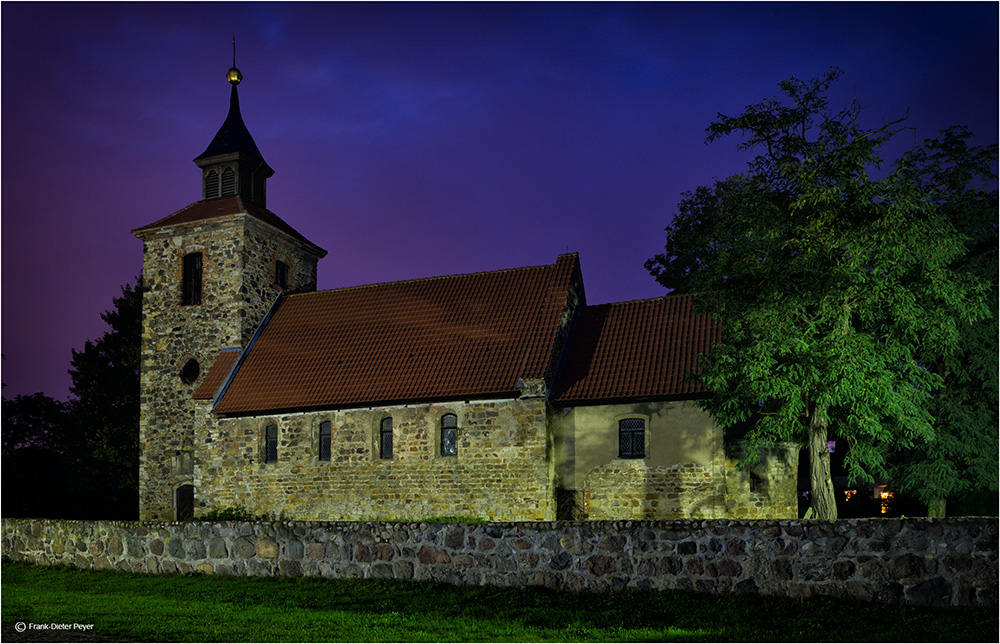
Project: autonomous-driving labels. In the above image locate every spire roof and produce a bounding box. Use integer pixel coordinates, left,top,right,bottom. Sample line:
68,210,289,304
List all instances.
193,77,272,175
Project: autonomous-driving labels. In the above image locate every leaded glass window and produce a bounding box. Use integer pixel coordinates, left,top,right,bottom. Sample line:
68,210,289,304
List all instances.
618,418,645,458
441,414,458,456
319,421,331,461
380,417,393,459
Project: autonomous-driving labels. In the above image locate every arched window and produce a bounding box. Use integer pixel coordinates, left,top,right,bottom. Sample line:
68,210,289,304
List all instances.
204,170,219,199
265,424,278,463
379,417,393,459
221,167,236,196
618,418,645,458
441,414,458,456
181,252,202,305
319,421,331,461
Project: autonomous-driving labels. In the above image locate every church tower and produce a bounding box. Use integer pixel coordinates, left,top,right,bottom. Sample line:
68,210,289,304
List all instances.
132,57,326,520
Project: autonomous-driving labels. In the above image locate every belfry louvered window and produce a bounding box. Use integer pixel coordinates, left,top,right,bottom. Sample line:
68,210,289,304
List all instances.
619,418,645,458
221,167,236,196
181,252,202,306
204,170,220,199
265,424,278,463
319,421,331,461
380,417,393,459
441,414,458,456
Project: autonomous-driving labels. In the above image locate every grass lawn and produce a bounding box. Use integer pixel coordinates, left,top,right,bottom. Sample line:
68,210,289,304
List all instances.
2,561,996,642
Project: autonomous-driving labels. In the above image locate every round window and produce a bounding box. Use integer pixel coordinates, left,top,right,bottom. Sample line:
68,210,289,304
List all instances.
180,358,200,384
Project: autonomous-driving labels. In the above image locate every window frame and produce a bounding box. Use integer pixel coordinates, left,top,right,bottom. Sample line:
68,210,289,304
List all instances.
181,252,203,306
379,417,393,460
264,424,279,464
440,413,458,457
617,417,646,459
318,420,332,462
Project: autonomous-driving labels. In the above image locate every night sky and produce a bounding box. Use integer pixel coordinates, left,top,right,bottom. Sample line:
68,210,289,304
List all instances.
2,2,997,400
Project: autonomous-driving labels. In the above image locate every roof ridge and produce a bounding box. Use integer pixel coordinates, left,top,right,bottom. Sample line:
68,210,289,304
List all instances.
285,256,575,299
588,291,699,307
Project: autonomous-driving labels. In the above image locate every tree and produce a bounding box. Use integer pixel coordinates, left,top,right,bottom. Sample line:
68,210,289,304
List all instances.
68,278,143,493
645,70,992,519
1,392,82,517
889,127,998,516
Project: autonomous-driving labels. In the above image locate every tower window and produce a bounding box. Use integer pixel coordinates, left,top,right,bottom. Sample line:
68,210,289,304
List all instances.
379,417,393,459
319,421,331,461
265,424,278,463
618,418,645,458
181,252,202,305
204,170,219,199
441,414,458,456
275,261,288,289
221,167,236,197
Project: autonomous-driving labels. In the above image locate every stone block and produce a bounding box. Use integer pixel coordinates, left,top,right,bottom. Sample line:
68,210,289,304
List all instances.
286,540,304,559
417,545,436,565
235,537,256,558
584,555,616,576
167,539,186,559
256,539,279,559
208,538,228,558
278,560,302,577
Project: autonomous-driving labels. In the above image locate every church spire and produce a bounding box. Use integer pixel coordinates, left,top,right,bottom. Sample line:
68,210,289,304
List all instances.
194,41,273,206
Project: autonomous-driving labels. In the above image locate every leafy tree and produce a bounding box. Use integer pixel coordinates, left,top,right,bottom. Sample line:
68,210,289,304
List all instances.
1,392,82,517
646,70,992,519
2,392,72,456
67,278,143,493
889,127,998,516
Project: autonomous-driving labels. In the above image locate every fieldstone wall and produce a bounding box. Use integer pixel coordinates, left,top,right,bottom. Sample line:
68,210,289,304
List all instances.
134,212,323,520
3,517,995,607
195,393,556,522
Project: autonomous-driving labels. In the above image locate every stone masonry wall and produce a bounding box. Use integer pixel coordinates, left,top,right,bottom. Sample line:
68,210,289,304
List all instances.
583,443,798,521
723,442,799,519
135,213,322,520
195,396,555,522
3,517,995,607
584,458,727,520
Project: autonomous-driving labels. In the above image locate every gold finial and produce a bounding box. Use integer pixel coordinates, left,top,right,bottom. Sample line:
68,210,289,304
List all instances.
227,36,242,85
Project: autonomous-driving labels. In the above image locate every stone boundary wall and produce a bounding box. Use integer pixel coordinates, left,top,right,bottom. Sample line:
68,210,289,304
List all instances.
2,517,996,607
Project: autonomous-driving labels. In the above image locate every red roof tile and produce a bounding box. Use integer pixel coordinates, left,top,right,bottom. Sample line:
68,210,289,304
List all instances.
132,195,326,255
553,294,720,404
212,254,580,415
193,348,241,400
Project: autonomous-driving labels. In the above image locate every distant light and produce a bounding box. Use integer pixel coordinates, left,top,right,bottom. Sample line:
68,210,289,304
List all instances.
227,67,243,85
827,440,836,453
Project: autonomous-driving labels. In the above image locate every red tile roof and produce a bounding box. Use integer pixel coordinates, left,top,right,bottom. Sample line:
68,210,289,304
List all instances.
193,348,241,400
211,254,580,415
552,294,719,404
132,195,326,255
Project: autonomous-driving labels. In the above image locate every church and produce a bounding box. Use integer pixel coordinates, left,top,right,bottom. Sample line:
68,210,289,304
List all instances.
132,62,798,523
